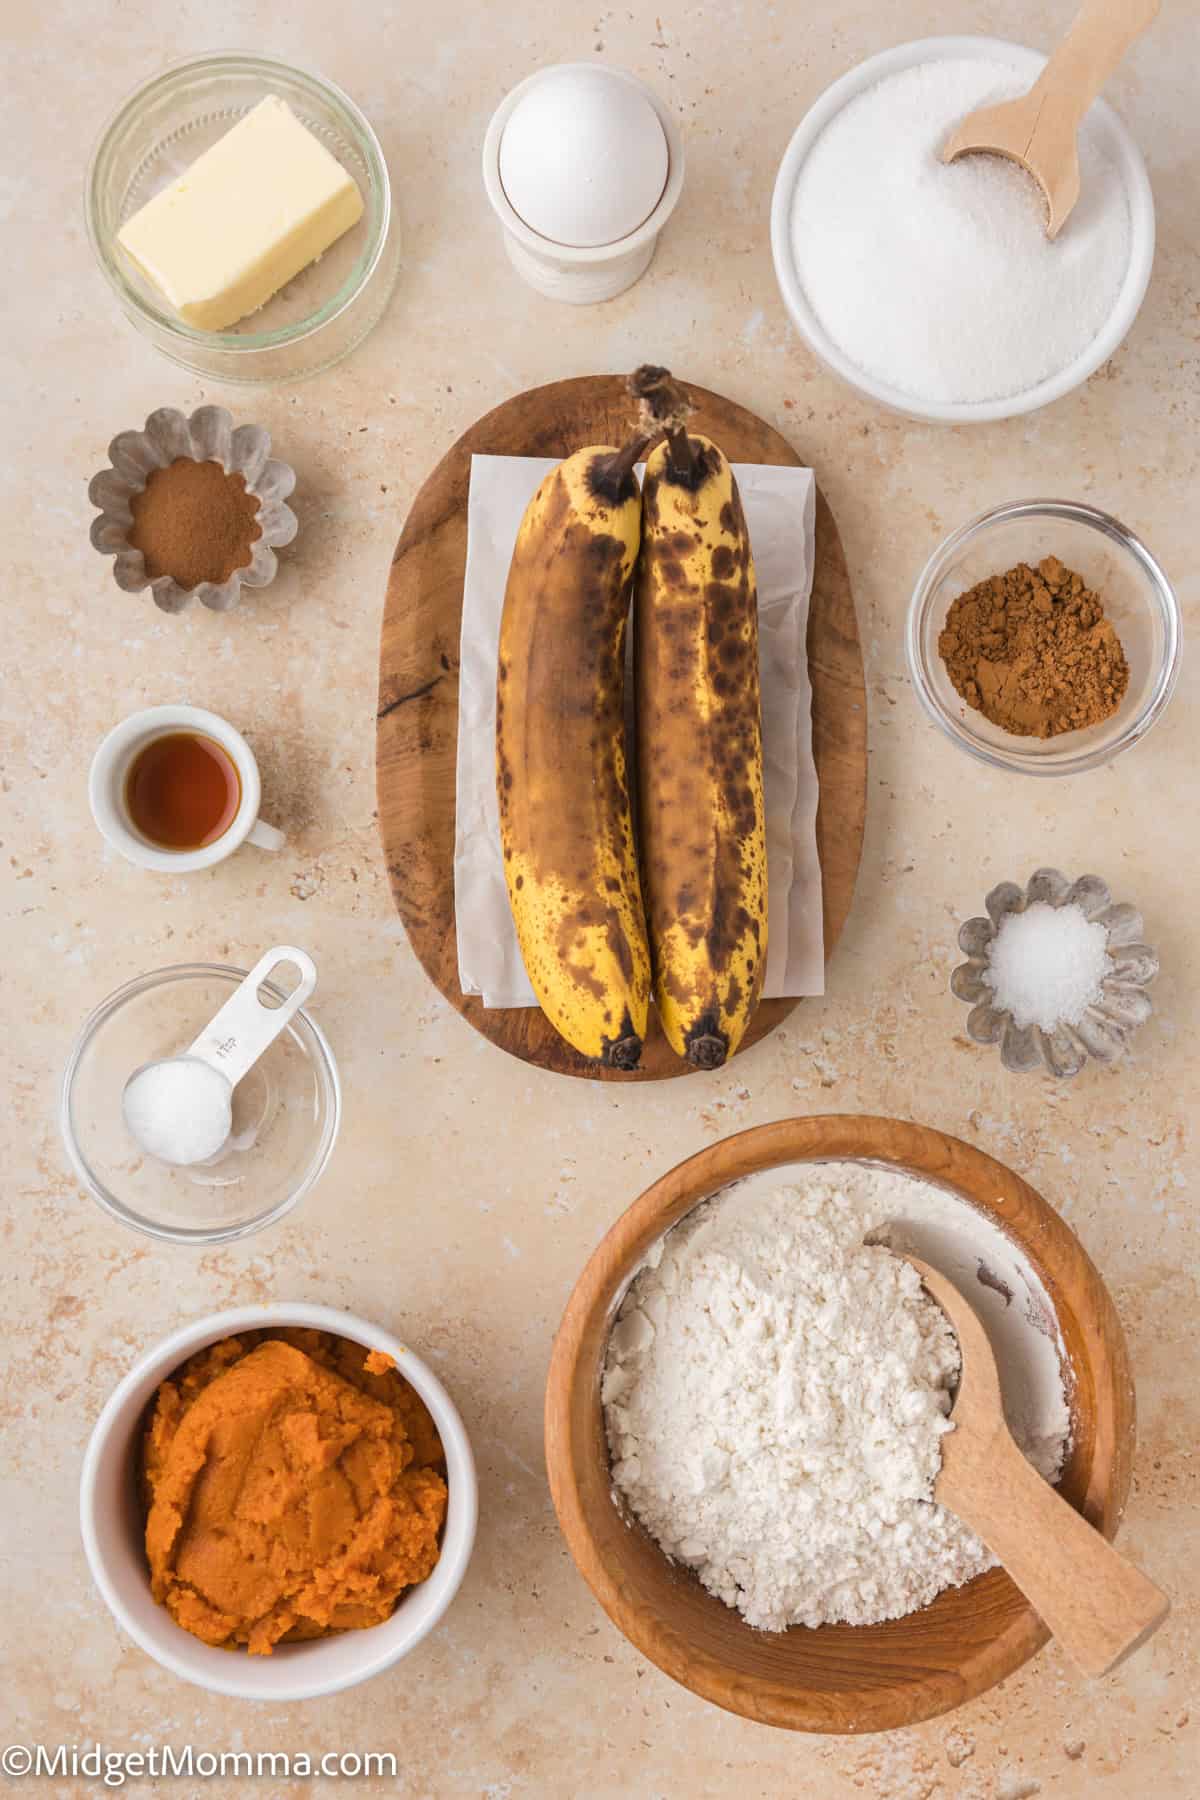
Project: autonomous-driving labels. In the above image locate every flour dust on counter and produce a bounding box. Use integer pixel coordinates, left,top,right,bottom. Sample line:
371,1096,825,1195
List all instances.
602,1162,1071,1631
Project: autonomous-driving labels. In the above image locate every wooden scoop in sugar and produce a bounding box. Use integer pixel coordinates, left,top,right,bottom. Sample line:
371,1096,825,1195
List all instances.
942,0,1159,238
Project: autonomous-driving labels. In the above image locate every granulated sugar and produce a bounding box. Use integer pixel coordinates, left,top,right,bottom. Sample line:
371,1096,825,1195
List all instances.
789,58,1132,405
603,1163,1070,1631
985,901,1113,1032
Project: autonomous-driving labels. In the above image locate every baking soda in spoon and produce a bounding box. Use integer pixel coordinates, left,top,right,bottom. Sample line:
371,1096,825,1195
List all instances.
123,1056,235,1165
123,947,317,1167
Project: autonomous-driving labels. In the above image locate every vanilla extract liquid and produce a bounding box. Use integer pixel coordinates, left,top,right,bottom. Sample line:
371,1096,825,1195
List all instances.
125,731,241,851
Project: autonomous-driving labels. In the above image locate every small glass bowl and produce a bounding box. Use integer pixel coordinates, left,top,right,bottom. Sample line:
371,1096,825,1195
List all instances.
907,499,1181,776
60,964,341,1244
86,53,399,384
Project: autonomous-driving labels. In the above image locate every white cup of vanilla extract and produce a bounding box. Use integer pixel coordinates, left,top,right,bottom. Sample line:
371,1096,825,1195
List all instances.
89,704,286,873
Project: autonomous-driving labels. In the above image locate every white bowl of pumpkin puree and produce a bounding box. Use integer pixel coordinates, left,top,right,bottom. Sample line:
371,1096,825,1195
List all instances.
79,1303,478,1700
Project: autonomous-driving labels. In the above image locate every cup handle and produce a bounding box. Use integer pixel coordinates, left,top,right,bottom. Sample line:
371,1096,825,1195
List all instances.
247,817,286,852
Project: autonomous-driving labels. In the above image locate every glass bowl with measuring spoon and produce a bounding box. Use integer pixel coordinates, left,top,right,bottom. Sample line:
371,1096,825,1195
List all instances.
61,949,340,1244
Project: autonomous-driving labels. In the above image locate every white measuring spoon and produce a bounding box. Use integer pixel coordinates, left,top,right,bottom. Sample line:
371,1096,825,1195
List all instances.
123,947,318,1167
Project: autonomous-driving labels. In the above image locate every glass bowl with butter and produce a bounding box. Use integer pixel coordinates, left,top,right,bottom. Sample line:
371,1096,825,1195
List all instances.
86,53,398,384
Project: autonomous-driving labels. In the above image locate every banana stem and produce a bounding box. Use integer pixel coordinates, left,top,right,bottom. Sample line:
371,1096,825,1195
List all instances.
588,431,657,505
664,424,699,485
629,363,693,431
605,432,656,486
628,364,705,488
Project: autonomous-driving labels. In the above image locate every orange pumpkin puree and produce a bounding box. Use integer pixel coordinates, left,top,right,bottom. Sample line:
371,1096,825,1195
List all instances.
142,1328,447,1654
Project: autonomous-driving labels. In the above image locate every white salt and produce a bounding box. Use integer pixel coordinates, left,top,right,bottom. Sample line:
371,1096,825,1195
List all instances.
789,58,1132,405
122,1056,233,1166
985,902,1112,1033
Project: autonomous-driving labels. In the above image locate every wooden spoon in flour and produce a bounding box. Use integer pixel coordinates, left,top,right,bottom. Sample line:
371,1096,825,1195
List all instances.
903,1254,1168,1677
942,0,1159,239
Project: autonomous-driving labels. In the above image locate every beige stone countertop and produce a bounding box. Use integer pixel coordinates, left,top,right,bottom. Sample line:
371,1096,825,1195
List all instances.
4,0,1197,1794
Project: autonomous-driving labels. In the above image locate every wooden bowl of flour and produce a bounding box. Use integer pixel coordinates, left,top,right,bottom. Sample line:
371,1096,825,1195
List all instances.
544,1114,1135,1733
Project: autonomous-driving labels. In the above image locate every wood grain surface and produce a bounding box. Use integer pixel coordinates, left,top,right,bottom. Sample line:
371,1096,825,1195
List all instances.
376,375,866,1080
544,1116,1136,1734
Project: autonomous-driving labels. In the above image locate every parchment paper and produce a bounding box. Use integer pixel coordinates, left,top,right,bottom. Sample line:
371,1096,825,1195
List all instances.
454,454,824,1007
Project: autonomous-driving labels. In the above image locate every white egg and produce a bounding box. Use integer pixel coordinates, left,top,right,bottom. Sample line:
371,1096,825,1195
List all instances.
499,68,670,249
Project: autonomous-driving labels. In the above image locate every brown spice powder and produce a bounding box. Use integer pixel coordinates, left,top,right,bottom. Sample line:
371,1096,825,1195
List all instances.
937,556,1129,739
128,457,261,590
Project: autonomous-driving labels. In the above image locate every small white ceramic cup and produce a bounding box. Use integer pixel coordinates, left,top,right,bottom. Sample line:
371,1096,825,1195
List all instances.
79,1302,479,1701
482,63,686,304
89,703,285,871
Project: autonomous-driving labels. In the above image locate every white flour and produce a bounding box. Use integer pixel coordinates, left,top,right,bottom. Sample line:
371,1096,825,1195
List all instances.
602,1162,1071,1630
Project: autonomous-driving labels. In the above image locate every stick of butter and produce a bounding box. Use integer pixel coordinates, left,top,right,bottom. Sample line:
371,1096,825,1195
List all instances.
117,96,365,332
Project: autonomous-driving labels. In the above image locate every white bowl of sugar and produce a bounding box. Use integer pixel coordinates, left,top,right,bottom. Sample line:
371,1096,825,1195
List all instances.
770,37,1155,423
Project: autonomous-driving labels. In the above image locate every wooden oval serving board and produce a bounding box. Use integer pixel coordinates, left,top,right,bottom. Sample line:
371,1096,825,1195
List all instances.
376,375,866,1080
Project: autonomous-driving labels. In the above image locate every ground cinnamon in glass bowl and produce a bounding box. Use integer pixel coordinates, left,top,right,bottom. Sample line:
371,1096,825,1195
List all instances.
128,459,261,590
907,500,1180,777
937,556,1129,739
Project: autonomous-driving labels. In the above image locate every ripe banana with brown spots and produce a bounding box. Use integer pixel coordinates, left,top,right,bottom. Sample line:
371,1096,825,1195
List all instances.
496,437,651,1069
633,381,768,1069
